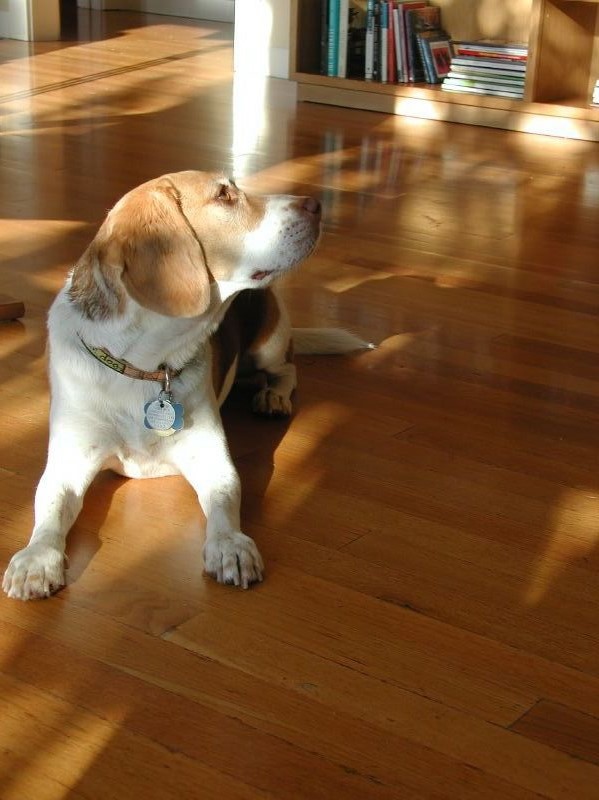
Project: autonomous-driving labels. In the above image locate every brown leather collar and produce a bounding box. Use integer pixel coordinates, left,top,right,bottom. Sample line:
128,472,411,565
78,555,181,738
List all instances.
78,336,182,383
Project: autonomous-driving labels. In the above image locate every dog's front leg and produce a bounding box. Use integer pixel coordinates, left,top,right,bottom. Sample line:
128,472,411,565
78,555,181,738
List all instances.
171,412,264,589
3,427,106,600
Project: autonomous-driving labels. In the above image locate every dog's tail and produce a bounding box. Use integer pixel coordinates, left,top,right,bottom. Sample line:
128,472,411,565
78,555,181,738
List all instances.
292,328,375,355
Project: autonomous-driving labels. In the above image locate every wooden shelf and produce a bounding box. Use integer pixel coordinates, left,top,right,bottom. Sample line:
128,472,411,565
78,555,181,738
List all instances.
290,0,599,141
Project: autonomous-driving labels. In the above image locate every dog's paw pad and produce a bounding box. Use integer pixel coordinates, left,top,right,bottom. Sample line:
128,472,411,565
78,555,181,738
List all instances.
204,532,264,589
252,388,292,417
2,544,66,600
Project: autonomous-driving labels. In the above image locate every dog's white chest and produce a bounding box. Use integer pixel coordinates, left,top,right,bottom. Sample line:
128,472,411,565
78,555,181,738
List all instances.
103,449,181,479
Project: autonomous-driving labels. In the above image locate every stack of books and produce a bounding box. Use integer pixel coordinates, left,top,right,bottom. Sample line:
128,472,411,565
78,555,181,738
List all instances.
405,4,452,84
442,41,528,99
320,1,452,85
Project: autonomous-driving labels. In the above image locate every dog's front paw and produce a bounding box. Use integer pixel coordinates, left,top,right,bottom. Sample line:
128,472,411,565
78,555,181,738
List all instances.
2,543,66,600
203,531,264,589
252,388,292,417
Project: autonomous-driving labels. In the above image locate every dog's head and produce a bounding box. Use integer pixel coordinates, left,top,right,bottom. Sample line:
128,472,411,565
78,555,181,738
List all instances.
69,170,322,319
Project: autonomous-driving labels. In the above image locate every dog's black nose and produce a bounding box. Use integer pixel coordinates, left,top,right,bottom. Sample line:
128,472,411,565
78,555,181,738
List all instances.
302,197,321,216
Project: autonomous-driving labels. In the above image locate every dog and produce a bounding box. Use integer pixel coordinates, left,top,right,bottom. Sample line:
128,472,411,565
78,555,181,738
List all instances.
3,170,367,600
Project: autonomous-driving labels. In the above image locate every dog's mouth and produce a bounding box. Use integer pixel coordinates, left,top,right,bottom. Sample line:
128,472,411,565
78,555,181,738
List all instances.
251,270,273,281
249,235,320,283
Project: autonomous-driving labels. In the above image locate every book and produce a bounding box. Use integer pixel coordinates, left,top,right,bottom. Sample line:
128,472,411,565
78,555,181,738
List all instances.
409,7,448,84
443,39,528,99
320,0,329,75
347,16,366,78
365,0,375,79
392,5,403,81
425,37,452,81
446,69,525,85
405,4,434,81
372,1,382,82
446,64,527,80
448,38,529,99
415,32,433,82
327,0,340,76
337,0,350,78
451,55,527,72
386,2,396,84
452,40,527,60
380,1,388,83
418,32,451,83
444,78,524,94
397,1,427,82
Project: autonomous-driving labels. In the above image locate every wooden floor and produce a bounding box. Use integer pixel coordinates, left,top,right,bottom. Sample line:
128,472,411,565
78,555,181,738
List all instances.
1,9,599,799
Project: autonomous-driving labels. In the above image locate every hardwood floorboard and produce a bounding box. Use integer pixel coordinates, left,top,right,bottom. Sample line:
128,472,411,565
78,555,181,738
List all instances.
511,700,599,766
0,672,270,800
0,620,540,800
1,8,598,799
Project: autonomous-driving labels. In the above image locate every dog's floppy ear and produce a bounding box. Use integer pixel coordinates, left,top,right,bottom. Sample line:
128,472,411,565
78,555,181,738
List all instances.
108,181,213,318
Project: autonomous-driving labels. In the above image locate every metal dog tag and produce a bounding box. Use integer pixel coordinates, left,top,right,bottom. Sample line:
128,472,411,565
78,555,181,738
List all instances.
144,388,185,434
154,427,178,438
144,396,176,431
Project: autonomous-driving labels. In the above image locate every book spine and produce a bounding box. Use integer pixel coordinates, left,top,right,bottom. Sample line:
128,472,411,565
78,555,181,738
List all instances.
451,56,526,71
453,42,527,58
320,0,329,75
399,4,411,82
448,69,525,84
372,1,381,82
416,35,432,83
405,10,425,82
365,0,375,80
380,1,388,83
337,0,349,78
327,0,340,77
426,39,448,83
387,3,396,84
393,7,403,82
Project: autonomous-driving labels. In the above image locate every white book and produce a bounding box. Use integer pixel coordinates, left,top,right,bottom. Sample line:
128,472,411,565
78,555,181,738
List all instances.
381,3,388,83
365,0,375,80
393,7,403,82
338,0,349,79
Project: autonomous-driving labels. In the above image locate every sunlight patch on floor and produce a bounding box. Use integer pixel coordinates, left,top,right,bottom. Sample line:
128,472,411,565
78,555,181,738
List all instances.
0,679,117,800
524,489,599,606
262,403,352,525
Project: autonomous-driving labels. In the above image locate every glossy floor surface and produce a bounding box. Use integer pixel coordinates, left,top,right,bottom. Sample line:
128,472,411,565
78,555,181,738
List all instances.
1,10,598,800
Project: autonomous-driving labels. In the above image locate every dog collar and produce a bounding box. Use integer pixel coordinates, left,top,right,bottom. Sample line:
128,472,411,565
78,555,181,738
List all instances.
78,335,182,383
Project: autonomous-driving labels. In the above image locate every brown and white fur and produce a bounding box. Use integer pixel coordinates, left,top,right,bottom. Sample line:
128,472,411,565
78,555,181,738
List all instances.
3,170,367,600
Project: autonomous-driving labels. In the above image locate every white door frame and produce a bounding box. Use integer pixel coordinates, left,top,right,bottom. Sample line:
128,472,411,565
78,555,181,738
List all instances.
0,0,60,41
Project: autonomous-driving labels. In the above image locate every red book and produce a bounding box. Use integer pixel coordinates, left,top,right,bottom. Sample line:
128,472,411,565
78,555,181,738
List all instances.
453,46,527,61
387,2,396,84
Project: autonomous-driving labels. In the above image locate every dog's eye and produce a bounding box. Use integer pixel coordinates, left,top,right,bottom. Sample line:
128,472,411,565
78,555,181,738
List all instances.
217,184,234,204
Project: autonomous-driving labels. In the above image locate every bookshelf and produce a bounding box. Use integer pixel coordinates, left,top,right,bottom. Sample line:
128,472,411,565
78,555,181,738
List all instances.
290,0,599,141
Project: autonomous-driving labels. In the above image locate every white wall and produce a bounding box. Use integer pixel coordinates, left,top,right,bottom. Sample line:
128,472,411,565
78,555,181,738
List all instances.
77,0,234,23
0,0,60,41
234,0,291,79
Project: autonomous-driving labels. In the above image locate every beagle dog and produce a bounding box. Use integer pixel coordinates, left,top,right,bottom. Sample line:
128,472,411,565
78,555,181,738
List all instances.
3,170,366,600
